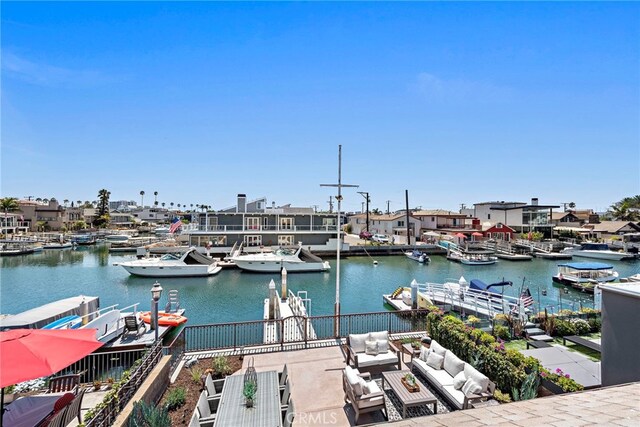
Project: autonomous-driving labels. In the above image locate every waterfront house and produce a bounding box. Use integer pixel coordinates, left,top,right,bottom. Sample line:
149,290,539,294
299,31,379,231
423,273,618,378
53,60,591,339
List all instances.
0,213,29,235
180,194,339,251
130,207,171,225
471,198,559,237
18,199,65,231
483,222,516,241
348,212,421,244
411,209,471,233
550,211,582,227
585,221,640,240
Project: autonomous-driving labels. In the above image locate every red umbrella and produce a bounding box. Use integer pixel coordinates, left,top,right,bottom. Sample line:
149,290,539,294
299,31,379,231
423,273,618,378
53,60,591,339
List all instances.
0,328,102,388
454,233,466,238
472,232,483,237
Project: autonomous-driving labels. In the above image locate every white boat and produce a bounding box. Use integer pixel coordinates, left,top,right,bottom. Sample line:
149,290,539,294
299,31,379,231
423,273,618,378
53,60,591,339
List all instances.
459,254,498,265
154,226,170,235
81,307,125,343
552,262,618,293
231,243,330,273
561,243,639,261
43,241,74,249
404,250,430,263
115,247,222,277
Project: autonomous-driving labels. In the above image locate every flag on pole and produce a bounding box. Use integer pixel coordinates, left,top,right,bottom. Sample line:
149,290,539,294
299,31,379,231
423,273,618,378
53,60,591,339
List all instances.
169,217,182,234
519,288,534,308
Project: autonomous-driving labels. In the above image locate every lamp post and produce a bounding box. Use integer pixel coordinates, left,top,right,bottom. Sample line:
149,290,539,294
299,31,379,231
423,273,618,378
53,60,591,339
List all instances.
150,281,163,341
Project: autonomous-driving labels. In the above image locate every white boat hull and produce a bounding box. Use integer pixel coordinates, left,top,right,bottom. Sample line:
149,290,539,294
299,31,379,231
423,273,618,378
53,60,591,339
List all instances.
233,260,330,273
121,264,221,277
565,250,637,261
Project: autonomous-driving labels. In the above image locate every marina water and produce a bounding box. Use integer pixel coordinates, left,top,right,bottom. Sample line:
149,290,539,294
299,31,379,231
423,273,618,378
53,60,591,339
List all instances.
2,245,639,325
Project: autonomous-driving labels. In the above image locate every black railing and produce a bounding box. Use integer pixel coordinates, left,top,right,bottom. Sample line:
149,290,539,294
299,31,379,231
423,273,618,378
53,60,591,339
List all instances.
85,341,163,427
181,309,430,353
59,347,147,384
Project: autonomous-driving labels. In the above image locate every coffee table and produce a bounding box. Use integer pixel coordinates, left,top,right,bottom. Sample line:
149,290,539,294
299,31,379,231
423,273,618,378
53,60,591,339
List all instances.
381,371,438,418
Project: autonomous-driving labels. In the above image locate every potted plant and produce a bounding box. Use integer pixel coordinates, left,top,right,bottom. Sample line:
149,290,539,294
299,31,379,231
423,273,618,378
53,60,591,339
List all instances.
93,380,102,391
243,381,257,407
105,377,114,390
401,373,420,392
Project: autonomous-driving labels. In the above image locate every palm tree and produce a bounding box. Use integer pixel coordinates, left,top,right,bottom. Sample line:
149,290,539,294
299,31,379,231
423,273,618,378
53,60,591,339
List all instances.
36,198,42,203
154,191,158,205
154,200,159,207
371,208,382,215
43,198,49,204
63,199,69,207
170,202,174,210
77,200,82,207
161,202,166,208
1,197,20,220
190,204,194,210
140,190,145,207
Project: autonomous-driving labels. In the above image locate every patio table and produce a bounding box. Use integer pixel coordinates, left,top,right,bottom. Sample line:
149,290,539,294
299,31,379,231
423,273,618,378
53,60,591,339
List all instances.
213,370,282,427
2,394,62,427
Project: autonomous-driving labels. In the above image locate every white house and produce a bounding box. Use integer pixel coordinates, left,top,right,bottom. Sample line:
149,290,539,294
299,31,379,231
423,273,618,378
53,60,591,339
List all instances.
472,198,559,237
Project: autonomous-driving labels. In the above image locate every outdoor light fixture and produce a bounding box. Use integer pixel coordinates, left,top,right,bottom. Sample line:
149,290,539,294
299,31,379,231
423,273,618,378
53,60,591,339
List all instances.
151,281,163,301
150,281,163,341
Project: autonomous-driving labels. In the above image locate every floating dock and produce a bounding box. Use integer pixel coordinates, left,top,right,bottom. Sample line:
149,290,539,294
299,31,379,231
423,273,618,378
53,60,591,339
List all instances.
264,286,316,344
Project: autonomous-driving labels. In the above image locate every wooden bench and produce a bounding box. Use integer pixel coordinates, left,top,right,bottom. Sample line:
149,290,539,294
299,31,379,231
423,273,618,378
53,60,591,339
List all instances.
526,340,552,349
562,335,601,352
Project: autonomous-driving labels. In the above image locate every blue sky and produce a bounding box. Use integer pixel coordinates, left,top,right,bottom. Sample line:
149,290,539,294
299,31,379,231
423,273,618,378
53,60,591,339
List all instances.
2,2,638,213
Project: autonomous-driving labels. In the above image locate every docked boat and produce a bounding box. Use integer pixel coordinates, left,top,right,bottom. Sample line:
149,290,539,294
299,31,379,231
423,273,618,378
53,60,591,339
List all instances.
459,253,498,265
42,315,83,330
404,249,430,263
0,241,35,256
552,262,619,293
81,306,125,343
115,247,222,277
230,243,331,273
71,234,97,245
43,241,74,249
561,243,638,261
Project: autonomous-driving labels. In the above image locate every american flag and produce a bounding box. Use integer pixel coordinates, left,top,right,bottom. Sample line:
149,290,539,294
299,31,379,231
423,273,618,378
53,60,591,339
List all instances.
519,288,534,308
169,217,182,234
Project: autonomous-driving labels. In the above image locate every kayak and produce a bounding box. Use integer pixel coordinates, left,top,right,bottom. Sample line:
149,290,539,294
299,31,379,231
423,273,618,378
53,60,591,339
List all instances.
42,315,83,330
139,311,188,327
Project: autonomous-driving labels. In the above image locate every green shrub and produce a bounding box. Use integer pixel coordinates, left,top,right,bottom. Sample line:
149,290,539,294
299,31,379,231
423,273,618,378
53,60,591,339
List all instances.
189,365,203,384
493,389,512,403
553,319,576,336
588,317,601,333
570,318,591,335
494,325,510,341
128,401,170,427
479,332,496,346
541,368,583,393
165,387,186,411
505,349,525,367
213,356,233,377
558,309,575,316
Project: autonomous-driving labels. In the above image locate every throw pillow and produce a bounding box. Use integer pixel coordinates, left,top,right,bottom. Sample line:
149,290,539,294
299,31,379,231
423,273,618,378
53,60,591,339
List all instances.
443,350,465,377
349,333,370,354
464,364,490,393
426,351,444,370
345,367,363,396
430,340,446,356
453,371,467,390
359,378,369,395
365,340,378,355
377,339,389,354
419,346,431,362
462,378,483,396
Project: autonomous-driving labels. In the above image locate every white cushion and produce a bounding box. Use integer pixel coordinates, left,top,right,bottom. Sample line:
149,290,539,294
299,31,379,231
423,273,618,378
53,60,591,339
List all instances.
363,379,381,395
349,333,369,353
453,371,466,390
462,378,483,396
430,340,446,356
443,350,465,377
426,351,444,370
426,366,454,387
369,331,388,342
357,352,397,368
345,366,363,396
463,364,489,393
443,385,466,407
377,339,389,353
358,394,385,409
419,346,430,362
357,378,367,396
365,340,378,355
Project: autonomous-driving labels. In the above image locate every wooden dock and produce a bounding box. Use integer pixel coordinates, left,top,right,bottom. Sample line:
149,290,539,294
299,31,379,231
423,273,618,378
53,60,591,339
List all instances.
263,291,316,344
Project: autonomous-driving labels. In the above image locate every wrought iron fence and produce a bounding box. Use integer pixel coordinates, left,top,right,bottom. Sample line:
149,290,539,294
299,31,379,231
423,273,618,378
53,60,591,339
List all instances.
58,347,147,384
84,341,163,427
181,309,430,353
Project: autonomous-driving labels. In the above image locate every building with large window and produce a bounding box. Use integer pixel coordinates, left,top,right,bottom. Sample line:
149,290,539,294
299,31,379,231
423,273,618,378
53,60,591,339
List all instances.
472,198,559,237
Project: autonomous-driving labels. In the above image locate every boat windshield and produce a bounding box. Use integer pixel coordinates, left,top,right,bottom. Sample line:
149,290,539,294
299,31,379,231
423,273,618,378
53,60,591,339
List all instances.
160,253,181,261
275,248,296,256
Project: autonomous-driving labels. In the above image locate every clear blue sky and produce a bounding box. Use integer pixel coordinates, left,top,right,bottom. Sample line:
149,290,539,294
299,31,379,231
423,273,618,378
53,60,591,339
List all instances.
2,2,638,213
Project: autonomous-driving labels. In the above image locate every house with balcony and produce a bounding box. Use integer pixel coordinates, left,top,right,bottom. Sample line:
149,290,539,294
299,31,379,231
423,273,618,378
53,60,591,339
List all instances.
348,213,421,244
472,198,559,237
17,199,65,231
0,214,29,235
180,194,340,252
411,209,471,233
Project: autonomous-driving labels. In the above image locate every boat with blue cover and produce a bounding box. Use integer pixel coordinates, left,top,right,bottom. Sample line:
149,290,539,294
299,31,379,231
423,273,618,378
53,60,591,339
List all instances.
42,315,83,329
552,262,619,293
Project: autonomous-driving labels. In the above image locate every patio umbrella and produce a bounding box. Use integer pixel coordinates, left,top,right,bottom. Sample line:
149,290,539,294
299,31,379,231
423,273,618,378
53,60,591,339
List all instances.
0,328,102,388
1,328,102,426
471,232,483,237
423,231,441,237
454,233,466,238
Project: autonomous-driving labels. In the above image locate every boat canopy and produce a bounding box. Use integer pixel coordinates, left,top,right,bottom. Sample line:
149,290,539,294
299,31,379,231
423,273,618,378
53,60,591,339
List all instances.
469,279,513,293
558,262,613,270
580,243,611,251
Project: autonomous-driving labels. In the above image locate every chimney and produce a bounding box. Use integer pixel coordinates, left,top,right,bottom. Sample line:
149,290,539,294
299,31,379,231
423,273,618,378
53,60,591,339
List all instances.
272,201,276,209
237,194,246,213
531,198,538,206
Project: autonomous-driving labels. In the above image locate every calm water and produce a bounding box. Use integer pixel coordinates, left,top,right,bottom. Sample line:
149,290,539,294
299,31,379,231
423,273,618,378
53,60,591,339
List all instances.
2,245,639,325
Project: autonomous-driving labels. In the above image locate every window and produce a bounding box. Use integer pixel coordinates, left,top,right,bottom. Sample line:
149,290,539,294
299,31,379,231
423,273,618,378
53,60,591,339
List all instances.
278,235,294,246
487,214,491,220
246,217,260,230
398,221,405,227
280,217,294,230
323,218,336,226
244,235,262,247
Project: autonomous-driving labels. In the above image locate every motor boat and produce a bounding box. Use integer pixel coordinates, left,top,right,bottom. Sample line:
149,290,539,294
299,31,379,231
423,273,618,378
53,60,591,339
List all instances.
561,243,638,261
459,254,498,265
230,243,331,273
404,249,430,263
81,306,125,343
552,262,619,293
115,247,222,277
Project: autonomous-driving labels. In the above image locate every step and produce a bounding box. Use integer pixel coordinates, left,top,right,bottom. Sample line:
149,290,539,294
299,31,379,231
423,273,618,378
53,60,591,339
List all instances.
529,334,554,342
525,327,546,337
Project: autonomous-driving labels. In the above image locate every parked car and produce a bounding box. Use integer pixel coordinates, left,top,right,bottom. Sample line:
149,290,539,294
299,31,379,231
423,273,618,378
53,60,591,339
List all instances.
359,231,373,240
372,234,390,243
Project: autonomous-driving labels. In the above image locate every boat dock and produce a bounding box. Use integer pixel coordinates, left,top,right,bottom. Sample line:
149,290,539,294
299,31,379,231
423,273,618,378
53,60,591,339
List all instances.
0,295,100,330
383,279,530,320
263,282,316,344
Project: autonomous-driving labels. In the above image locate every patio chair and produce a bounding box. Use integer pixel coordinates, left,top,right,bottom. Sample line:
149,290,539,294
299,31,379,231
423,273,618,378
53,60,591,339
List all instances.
204,373,225,400
188,408,200,427
122,315,146,338
62,388,85,425
39,406,67,427
343,366,386,424
279,364,288,390
48,374,80,394
282,399,295,427
196,391,219,427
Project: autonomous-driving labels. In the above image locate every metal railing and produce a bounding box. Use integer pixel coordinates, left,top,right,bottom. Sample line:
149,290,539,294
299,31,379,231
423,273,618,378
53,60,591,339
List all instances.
58,347,147,384
180,310,430,353
182,224,339,233
85,341,163,427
